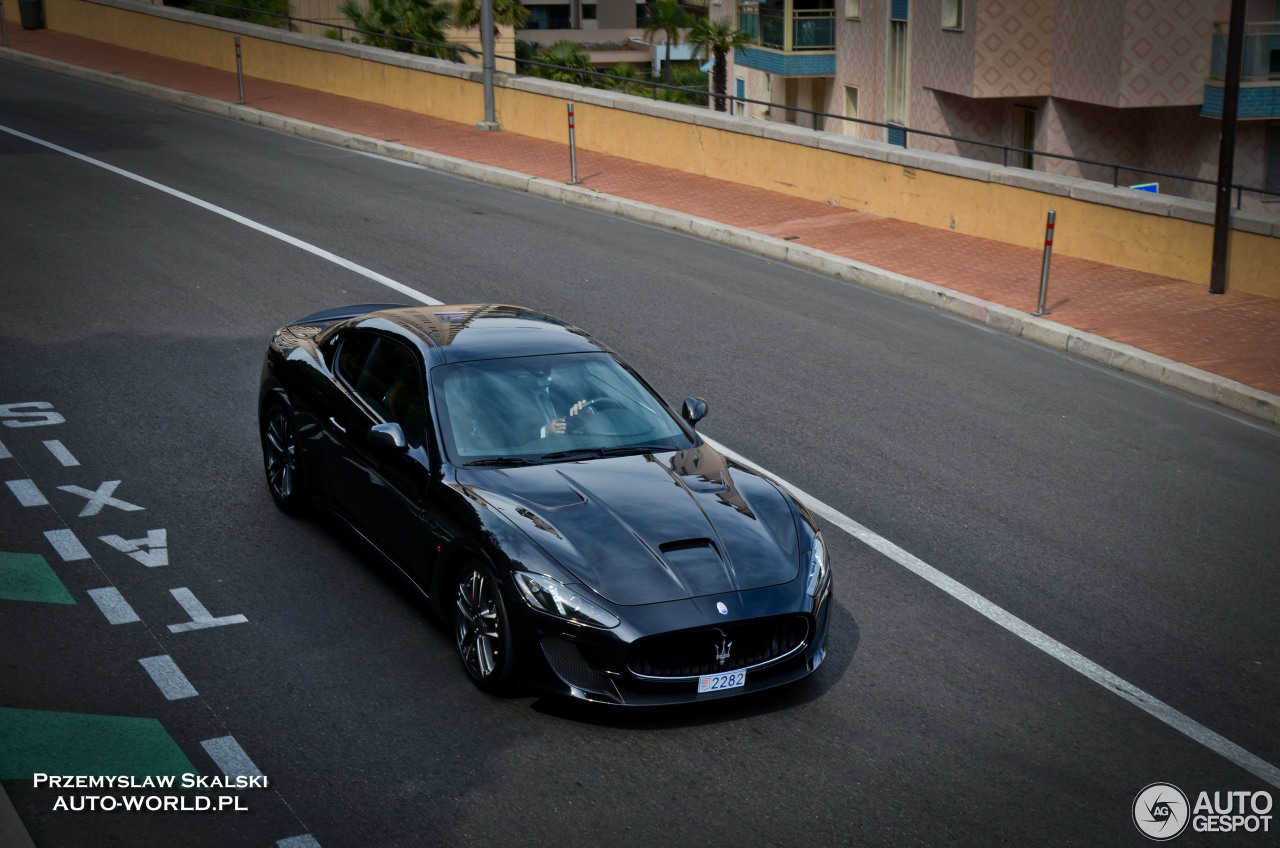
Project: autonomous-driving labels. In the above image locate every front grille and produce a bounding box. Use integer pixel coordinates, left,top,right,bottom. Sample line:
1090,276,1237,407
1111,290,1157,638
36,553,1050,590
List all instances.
628,615,809,679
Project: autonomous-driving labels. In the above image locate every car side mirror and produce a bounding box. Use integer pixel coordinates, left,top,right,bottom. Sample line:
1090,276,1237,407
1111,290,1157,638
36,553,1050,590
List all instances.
681,397,708,428
369,422,408,454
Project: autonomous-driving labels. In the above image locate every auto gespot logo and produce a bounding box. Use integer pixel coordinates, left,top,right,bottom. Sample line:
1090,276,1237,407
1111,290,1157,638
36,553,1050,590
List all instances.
1132,783,1274,840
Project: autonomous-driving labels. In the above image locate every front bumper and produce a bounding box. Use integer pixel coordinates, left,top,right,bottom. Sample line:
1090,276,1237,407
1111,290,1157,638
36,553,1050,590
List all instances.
512,582,833,706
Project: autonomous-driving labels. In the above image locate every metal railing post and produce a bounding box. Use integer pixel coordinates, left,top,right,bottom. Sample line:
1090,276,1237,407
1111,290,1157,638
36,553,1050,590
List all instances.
234,37,245,104
1032,210,1056,317
567,102,581,185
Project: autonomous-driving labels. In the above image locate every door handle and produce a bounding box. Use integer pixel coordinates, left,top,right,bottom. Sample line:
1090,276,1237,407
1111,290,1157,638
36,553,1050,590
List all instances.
329,417,347,434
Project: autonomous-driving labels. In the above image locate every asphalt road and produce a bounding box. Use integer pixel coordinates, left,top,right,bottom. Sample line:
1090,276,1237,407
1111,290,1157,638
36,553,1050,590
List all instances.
2,61,1278,847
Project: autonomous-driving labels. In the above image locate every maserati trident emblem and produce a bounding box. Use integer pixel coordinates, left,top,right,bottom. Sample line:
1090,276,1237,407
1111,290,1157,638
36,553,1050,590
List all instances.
715,637,732,667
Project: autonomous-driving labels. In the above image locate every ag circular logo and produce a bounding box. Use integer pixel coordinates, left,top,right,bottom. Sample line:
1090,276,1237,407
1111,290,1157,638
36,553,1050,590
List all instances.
1133,783,1190,841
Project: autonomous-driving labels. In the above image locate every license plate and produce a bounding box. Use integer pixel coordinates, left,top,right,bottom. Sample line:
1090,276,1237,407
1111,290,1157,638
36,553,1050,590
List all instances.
697,669,745,693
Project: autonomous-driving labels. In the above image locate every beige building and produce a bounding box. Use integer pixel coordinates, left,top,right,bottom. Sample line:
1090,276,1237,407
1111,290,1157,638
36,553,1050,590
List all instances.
728,0,1280,212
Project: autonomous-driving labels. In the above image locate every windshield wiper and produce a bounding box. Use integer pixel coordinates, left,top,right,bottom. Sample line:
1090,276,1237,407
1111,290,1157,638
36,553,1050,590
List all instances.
540,445,675,462
539,448,604,462
596,444,676,456
464,456,536,467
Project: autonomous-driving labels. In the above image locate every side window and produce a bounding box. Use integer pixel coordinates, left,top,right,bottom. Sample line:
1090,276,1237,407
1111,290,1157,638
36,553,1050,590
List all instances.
336,333,429,447
336,332,378,388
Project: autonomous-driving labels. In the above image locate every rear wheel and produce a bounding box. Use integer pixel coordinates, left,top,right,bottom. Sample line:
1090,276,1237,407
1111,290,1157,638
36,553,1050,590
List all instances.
453,561,514,693
261,402,305,514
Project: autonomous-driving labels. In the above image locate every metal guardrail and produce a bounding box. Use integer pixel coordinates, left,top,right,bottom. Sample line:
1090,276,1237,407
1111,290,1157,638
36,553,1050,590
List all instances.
179,1,1272,208
720,90,1272,208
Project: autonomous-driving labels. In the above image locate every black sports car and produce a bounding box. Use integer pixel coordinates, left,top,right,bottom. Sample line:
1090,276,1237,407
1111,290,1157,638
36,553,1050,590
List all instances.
258,303,831,705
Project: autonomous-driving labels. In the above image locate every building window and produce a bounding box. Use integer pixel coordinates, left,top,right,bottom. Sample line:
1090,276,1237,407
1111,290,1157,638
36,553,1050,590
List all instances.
1265,124,1280,200
941,0,962,29
844,0,859,19
843,86,859,136
886,19,909,126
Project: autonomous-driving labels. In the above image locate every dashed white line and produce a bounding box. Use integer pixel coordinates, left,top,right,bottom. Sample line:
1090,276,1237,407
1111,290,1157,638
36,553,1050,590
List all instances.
43,528,91,562
87,586,141,625
0,439,10,460
5,479,48,507
138,655,199,700
200,736,264,779
42,439,80,467
276,836,322,848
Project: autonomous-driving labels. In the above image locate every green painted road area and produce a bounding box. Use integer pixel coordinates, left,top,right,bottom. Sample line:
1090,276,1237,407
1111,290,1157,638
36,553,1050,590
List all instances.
0,708,197,780
0,553,74,605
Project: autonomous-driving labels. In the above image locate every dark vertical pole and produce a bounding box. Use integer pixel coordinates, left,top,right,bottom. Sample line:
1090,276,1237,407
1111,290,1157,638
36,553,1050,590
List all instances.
1210,0,1246,295
1,0,9,48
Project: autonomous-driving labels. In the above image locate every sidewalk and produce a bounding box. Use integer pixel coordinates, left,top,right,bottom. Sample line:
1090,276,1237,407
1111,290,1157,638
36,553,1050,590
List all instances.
3,26,1278,421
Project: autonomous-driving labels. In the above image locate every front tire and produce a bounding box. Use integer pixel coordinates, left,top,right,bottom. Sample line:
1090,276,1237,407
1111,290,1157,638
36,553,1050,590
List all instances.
453,561,515,693
261,402,305,514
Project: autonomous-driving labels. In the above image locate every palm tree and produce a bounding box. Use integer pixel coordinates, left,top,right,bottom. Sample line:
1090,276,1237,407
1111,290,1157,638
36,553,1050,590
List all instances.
688,17,751,112
533,40,593,86
607,62,643,95
643,0,692,87
450,0,530,32
340,0,456,59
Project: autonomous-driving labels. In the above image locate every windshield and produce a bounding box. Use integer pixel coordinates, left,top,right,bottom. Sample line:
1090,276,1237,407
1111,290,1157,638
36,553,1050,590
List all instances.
432,352,695,465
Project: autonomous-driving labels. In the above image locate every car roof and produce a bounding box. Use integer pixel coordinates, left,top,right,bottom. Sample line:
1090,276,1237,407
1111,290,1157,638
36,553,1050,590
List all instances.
348,304,611,364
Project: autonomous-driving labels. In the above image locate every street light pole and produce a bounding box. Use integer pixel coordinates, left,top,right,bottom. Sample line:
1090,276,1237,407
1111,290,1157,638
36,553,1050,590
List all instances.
1209,0,1245,295
475,0,499,131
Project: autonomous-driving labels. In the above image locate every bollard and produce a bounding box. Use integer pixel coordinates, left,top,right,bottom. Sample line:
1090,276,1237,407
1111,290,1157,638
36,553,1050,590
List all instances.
1032,210,1055,317
1,0,9,48
566,102,581,186
234,37,245,105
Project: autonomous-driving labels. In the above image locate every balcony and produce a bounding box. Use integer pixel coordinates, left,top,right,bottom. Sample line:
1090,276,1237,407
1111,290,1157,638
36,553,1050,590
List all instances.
1202,20,1280,119
737,1,835,76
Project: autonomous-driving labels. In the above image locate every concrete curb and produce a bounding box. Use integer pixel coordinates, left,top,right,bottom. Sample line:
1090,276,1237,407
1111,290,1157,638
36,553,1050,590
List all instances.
5,47,1278,428
0,783,37,848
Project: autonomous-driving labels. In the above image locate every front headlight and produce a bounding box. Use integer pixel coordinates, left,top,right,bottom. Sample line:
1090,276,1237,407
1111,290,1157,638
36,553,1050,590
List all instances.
514,572,620,629
804,533,829,598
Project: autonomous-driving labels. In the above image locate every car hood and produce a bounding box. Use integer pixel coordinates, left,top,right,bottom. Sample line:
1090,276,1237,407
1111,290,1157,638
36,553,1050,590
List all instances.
457,446,801,606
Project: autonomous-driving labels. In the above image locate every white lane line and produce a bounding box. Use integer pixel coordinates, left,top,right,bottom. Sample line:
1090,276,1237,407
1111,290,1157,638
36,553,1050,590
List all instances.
87,586,141,625
702,435,1280,789
44,529,91,561
200,736,264,779
42,440,80,467
5,479,48,507
0,439,10,459
138,655,199,700
0,123,441,307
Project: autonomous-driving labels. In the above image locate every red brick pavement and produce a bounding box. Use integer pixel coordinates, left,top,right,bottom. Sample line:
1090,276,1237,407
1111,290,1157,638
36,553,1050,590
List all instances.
5,27,1279,397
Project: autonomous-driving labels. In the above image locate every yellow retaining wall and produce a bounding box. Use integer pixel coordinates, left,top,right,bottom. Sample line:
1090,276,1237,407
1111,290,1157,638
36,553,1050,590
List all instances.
36,0,1280,298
